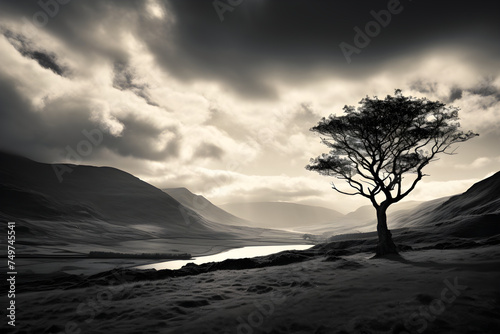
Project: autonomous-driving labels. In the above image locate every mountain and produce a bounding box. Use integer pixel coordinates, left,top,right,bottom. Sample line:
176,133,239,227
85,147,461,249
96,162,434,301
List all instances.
341,205,375,223
345,201,424,221
163,187,252,226
0,151,304,256
394,172,500,237
292,200,427,236
0,151,207,233
220,202,344,228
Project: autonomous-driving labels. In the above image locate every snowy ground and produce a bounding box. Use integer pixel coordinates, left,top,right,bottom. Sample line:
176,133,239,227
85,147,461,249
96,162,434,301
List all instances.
5,243,500,334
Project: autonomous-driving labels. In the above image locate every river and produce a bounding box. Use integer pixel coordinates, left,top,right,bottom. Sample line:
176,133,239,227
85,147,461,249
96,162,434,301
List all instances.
135,244,313,270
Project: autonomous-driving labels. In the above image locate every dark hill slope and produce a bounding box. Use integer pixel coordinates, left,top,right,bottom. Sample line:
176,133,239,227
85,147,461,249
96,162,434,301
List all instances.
395,172,500,238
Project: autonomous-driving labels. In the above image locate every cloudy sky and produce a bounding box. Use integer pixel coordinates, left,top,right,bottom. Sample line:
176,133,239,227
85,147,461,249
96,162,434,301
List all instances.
1,0,499,213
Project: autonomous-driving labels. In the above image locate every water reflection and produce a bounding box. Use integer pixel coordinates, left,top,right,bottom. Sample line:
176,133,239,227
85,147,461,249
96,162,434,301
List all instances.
135,244,313,270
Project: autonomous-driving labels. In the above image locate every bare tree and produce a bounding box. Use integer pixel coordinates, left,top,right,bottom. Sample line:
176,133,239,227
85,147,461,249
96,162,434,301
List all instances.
306,90,478,256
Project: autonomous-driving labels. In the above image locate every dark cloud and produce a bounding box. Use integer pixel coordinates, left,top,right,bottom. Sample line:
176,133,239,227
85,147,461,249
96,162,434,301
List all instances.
2,0,499,99
468,77,500,100
27,50,65,76
0,73,46,160
0,0,138,64
3,30,67,76
104,114,180,161
140,0,500,98
112,61,158,107
0,70,180,163
409,79,438,95
194,142,224,160
409,77,500,105
294,103,319,126
449,87,463,102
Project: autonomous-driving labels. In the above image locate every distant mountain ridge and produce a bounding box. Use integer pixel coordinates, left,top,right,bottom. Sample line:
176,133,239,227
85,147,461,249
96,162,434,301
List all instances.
163,187,252,226
339,200,425,225
220,201,344,228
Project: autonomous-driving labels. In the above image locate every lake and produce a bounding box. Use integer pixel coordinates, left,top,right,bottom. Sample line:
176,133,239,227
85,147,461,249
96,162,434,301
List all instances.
135,244,313,270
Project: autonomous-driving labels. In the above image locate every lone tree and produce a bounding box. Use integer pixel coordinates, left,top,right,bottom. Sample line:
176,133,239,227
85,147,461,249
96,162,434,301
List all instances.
306,90,478,256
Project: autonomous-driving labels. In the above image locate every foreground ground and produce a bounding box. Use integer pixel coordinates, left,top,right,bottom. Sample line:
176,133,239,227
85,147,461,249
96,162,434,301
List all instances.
4,239,500,334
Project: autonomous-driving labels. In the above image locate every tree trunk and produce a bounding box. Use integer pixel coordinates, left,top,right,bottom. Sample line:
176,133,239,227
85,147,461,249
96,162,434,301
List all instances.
375,206,398,256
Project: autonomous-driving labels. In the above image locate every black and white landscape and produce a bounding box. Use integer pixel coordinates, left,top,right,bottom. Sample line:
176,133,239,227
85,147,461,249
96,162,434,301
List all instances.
1,150,500,333
1,1,500,334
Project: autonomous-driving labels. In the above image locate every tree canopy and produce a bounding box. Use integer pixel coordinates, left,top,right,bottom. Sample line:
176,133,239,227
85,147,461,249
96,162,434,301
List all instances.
306,90,478,256
306,90,478,210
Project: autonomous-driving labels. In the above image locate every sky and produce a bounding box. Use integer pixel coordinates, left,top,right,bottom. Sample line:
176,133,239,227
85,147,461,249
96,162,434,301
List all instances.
0,0,499,213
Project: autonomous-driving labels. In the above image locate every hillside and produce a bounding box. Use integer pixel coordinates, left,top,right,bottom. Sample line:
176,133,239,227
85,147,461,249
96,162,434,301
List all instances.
0,151,213,235
220,201,344,228
0,151,306,260
343,201,423,222
394,171,500,238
